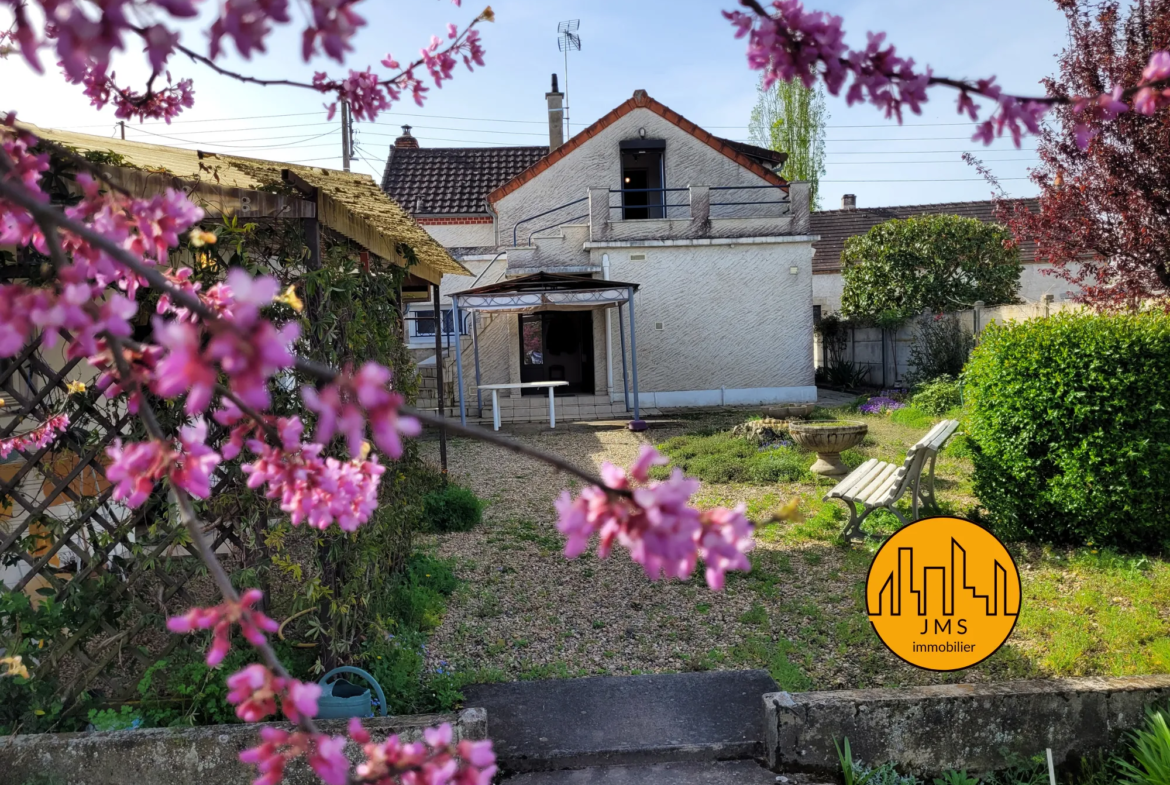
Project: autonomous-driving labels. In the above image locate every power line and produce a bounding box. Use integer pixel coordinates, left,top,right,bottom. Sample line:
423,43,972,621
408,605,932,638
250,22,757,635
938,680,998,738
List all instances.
116,121,336,136
61,108,1019,133
62,111,325,129
125,125,340,149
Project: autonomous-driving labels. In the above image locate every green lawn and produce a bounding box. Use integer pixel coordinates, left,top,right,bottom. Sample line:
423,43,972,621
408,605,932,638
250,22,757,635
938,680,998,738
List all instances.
665,405,1170,688
421,404,1170,691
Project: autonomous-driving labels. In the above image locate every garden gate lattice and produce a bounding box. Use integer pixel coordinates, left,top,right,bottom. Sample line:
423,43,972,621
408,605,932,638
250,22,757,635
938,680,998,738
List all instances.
0,338,250,722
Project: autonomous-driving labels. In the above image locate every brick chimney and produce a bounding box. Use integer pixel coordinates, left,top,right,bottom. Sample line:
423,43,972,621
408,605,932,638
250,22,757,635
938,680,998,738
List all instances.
841,193,857,210
394,125,419,149
546,74,564,150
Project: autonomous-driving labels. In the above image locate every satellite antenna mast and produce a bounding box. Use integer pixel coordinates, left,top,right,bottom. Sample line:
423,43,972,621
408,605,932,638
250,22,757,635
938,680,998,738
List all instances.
557,20,581,137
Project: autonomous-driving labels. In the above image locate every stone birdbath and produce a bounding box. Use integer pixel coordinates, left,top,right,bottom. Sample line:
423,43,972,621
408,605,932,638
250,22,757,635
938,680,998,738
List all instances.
787,420,868,476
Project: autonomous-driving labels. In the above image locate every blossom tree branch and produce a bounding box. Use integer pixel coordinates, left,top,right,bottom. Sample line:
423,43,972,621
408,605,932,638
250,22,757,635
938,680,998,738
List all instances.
727,0,1170,147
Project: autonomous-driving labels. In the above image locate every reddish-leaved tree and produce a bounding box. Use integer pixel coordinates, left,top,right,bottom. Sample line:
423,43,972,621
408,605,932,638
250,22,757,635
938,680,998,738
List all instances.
999,0,1170,309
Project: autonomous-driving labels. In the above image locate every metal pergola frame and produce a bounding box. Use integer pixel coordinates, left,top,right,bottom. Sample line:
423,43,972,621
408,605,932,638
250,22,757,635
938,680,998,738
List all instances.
449,273,645,430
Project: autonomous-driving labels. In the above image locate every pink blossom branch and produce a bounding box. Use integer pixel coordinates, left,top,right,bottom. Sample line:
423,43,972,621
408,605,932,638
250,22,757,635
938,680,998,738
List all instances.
0,167,626,500
730,0,1170,147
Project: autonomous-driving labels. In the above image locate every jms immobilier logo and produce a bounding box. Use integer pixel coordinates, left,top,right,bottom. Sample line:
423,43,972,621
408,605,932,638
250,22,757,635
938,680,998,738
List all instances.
866,516,1021,671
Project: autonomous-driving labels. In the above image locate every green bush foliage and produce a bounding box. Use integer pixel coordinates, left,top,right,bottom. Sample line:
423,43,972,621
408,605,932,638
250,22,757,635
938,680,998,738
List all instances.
963,312,1170,549
841,214,1022,319
1119,707,1170,785
358,554,462,714
422,484,484,533
889,406,935,430
912,374,963,415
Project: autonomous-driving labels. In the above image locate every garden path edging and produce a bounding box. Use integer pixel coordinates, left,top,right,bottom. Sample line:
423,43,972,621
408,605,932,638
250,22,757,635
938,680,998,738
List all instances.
764,675,1170,774
0,707,487,785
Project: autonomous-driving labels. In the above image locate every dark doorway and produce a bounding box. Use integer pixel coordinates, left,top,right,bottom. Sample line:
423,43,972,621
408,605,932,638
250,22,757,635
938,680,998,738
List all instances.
620,140,665,220
519,311,595,395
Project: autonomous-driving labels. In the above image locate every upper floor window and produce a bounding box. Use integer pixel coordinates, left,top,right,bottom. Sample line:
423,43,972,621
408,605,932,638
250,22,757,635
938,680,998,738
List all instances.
619,139,666,220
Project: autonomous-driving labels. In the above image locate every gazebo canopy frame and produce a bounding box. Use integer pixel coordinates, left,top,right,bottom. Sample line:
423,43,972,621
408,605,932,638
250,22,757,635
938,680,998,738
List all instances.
450,273,645,429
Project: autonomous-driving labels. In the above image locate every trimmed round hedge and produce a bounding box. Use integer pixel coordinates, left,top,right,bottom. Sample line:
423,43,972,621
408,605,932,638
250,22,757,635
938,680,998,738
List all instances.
963,312,1170,549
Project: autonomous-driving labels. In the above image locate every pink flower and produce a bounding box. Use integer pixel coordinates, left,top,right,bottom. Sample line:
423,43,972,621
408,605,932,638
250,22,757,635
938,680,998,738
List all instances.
227,664,280,722
166,589,279,666
0,414,69,459
309,734,349,785
302,362,421,459
285,680,321,723
153,319,217,413
1141,51,1170,84
106,439,174,508
554,448,754,590
172,420,222,499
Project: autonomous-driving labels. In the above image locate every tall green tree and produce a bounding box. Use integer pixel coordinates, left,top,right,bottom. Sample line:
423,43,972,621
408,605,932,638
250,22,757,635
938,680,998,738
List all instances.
748,76,828,210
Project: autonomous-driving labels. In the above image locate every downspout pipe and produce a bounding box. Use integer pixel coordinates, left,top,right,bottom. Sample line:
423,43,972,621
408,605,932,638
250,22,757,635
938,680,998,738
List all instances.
602,253,614,400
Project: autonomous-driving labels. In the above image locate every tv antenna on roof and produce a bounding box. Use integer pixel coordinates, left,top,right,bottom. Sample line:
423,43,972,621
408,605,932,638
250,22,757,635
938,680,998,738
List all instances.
557,19,581,137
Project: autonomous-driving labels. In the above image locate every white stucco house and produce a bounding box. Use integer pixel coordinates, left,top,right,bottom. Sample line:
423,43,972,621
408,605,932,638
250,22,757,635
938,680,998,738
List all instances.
382,84,818,423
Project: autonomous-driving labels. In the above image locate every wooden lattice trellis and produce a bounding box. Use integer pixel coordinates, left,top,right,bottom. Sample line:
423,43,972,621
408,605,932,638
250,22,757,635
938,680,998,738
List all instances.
0,334,254,719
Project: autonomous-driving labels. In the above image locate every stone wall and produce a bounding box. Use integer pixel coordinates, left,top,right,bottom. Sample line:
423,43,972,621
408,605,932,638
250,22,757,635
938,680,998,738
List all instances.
0,709,486,785
763,676,1170,775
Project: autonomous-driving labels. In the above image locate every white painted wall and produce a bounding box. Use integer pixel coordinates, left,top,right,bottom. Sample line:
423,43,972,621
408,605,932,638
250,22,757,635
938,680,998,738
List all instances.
495,105,784,247
598,237,816,403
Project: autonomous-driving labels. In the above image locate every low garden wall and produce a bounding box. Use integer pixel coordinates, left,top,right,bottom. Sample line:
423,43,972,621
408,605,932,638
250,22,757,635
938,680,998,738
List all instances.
764,675,1170,774
0,708,487,785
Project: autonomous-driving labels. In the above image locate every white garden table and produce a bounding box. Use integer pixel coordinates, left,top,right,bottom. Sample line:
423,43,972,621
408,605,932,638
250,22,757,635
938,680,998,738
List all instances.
474,381,570,431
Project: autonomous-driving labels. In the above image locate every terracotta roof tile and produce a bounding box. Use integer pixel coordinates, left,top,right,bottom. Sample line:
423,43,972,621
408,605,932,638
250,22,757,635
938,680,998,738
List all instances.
380,145,548,215
810,198,1040,273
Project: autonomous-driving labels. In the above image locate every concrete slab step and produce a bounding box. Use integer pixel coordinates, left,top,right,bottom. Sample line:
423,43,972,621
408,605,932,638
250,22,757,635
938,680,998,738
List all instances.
463,670,778,773
501,760,779,785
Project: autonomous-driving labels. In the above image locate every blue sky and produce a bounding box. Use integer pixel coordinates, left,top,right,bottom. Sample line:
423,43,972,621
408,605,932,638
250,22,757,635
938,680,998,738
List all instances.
2,0,1070,209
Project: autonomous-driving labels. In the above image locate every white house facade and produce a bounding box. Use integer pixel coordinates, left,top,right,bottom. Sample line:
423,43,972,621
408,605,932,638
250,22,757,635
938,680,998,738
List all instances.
382,85,819,420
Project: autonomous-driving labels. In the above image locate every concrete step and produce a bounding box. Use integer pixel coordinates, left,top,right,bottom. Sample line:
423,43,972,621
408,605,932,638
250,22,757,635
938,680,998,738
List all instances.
501,760,780,785
463,670,778,774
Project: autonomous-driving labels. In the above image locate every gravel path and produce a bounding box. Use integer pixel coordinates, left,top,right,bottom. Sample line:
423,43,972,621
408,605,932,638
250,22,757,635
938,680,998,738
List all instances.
414,413,996,689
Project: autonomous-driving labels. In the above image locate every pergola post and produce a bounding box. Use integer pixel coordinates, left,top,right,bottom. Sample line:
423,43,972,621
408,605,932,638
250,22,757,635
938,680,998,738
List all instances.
472,311,483,418
452,295,467,425
627,286,646,431
617,302,630,412
431,282,447,479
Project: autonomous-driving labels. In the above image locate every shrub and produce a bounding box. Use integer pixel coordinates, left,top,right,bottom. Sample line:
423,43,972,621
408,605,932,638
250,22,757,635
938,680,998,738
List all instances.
963,312,1170,549
422,484,483,533
907,314,975,385
912,374,963,415
1119,707,1170,785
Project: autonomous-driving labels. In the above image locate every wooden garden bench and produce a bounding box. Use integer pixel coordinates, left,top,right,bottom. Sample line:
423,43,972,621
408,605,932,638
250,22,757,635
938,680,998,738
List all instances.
824,419,961,542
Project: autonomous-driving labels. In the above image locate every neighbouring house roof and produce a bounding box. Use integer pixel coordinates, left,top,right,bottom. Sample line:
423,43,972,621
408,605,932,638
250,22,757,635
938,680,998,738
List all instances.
486,90,790,205
381,145,550,215
16,123,468,284
810,198,1040,274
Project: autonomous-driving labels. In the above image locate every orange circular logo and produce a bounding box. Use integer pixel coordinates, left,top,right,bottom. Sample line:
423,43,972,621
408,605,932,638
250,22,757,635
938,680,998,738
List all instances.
866,516,1021,671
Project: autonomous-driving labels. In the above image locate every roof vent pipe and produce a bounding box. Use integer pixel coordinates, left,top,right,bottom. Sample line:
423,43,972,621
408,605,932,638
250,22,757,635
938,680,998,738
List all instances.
546,74,565,150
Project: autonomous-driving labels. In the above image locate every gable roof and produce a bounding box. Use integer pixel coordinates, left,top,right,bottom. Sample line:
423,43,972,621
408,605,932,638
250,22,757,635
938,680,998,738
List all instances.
486,90,789,204
381,145,549,215
17,122,468,284
810,199,1040,274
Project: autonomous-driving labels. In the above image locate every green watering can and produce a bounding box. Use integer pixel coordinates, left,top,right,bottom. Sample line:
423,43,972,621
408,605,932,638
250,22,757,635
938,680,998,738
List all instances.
314,666,388,720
